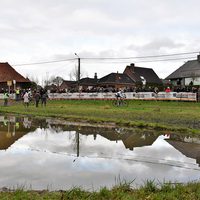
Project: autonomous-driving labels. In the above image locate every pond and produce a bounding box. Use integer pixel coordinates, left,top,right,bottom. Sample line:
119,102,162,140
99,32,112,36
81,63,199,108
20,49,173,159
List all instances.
0,116,200,191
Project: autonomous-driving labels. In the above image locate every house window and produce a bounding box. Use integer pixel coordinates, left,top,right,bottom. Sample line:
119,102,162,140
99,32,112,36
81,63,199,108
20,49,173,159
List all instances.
140,76,144,79
185,77,200,85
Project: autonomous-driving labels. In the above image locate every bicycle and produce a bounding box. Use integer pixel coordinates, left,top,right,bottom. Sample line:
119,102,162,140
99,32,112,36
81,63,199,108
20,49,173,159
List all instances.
22,96,35,106
112,94,129,107
29,97,35,106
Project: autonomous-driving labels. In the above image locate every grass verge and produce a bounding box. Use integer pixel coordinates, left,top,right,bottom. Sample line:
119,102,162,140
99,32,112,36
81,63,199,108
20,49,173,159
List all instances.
1,180,200,199
1,99,200,134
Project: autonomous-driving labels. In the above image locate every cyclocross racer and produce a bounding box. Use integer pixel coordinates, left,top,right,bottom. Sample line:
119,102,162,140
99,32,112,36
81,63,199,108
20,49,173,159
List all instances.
115,88,123,106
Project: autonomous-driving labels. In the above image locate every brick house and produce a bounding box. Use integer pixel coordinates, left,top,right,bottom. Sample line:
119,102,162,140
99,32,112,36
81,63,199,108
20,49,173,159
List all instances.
123,63,163,86
60,63,163,91
97,72,135,90
57,81,75,92
0,62,31,91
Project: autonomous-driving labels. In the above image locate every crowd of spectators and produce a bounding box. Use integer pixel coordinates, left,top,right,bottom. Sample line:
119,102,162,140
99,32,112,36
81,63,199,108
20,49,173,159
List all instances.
49,85,200,94
0,88,48,100
1,85,200,96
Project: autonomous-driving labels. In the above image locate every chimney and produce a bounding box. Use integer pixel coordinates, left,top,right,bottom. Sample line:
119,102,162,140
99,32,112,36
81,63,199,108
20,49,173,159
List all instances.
130,63,135,72
116,71,119,82
94,72,97,79
197,55,200,62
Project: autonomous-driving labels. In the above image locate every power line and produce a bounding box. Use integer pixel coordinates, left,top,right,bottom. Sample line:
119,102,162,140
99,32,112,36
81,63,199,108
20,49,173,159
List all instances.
80,56,197,64
11,51,200,66
47,60,77,73
81,51,199,60
12,58,76,66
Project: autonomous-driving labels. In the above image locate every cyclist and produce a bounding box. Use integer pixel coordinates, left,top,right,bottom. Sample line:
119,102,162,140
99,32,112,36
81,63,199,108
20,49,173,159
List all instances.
115,88,123,106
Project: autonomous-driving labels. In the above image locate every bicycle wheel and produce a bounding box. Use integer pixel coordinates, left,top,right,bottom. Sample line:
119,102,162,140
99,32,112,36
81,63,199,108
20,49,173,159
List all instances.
112,100,118,107
122,100,129,107
29,100,35,106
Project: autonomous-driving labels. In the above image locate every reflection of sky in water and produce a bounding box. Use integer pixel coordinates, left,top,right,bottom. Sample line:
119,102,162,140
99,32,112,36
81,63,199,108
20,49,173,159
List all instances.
0,126,200,191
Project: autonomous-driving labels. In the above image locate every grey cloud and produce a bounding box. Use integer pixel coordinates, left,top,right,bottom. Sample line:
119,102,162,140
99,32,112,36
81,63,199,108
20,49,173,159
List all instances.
128,37,184,53
1,0,200,81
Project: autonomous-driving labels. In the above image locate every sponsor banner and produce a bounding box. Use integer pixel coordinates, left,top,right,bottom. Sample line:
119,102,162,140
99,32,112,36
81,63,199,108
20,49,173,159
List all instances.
0,92,197,101
48,92,197,101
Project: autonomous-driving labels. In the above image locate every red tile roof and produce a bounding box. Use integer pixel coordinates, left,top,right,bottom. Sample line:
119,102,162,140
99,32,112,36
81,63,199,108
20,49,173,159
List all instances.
0,62,30,83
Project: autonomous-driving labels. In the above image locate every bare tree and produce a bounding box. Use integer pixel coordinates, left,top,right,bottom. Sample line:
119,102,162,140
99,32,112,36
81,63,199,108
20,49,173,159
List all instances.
51,76,64,90
26,74,39,85
42,72,52,88
26,74,39,90
69,64,88,81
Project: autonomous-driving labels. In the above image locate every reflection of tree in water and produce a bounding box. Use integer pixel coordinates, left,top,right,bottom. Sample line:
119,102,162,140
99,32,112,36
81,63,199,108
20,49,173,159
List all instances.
48,124,63,133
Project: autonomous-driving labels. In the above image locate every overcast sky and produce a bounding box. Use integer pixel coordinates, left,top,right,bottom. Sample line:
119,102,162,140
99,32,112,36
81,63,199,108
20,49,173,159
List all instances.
1,0,200,84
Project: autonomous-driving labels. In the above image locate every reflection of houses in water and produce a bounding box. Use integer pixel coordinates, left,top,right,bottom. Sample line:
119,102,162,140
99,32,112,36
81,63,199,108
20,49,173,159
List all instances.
0,116,37,150
97,129,159,150
0,116,159,154
165,134,200,166
122,132,159,150
55,123,160,150
3,116,200,165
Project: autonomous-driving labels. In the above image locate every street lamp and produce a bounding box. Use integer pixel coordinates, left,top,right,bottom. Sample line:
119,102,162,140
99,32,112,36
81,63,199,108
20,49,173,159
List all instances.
75,53,80,92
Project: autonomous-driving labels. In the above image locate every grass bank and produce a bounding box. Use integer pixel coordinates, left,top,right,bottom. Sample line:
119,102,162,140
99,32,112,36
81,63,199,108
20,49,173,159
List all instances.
1,180,200,199
1,99,200,133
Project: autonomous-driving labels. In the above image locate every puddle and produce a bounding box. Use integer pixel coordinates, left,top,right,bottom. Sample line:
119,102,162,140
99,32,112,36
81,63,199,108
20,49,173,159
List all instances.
0,116,200,191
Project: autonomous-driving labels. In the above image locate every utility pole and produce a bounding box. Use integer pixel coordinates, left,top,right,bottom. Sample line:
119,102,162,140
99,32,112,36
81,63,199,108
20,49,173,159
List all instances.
75,53,80,91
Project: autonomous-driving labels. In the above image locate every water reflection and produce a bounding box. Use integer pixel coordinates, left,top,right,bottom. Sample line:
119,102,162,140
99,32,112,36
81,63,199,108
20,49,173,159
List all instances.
0,116,200,191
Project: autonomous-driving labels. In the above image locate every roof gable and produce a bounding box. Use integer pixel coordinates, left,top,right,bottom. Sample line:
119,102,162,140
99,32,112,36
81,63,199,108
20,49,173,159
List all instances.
0,62,29,83
63,80,76,86
166,60,200,79
98,73,135,84
80,77,98,85
124,64,162,83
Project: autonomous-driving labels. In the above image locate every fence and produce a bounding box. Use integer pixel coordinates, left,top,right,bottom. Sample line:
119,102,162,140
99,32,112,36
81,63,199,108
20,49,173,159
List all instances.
47,92,198,102
0,92,198,102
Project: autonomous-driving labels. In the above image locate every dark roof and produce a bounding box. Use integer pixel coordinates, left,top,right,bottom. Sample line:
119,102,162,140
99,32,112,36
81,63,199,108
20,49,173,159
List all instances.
80,77,98,85
165,59,200,79
165,139,200,162
65,78,98,87
97,73,135,84
129,66,162,83
63,80,76,86
0,62,30,82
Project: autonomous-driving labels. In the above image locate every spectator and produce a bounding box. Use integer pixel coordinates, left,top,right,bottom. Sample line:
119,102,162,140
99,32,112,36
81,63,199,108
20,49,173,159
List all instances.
165,87,171,92
135,87,141,93
181,86,186,92
148,86,153,92
16,87,20,101
104,88,109,93
154,87,159,94
41,90,48,107
35,91,41,107
171,87,175,92
141,86,146,92
185,87,190,92
23,90,29,107
112,88,116,93
0,88,4,93
176,87,181,93
177,79,181,86
4,90,9,106
142,79,146,86
192,87,198,93
129,87,134,92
